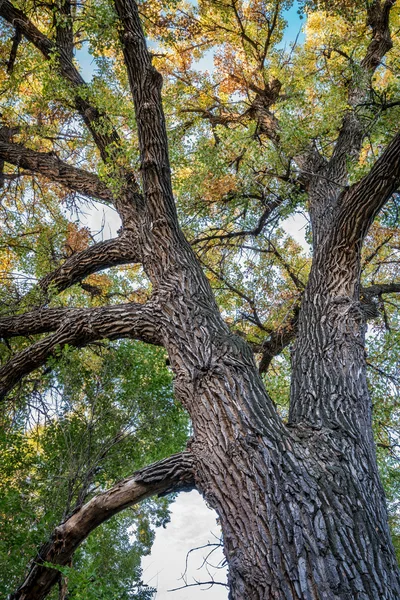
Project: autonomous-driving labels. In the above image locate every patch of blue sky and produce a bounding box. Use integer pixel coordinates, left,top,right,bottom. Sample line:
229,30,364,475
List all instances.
75,42,97,81
281,1,305,48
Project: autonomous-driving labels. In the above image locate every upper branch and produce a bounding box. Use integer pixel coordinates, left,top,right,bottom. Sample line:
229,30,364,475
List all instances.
113,0,178,231
11,452,195,600
0,137,114,202
0,301,162,400
325,0,396,188
363,0,395,72
0,1,121,163
54,0,74,61
338,132,400,242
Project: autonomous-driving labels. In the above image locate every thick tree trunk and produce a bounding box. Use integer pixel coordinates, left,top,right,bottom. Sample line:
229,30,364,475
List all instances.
153,253,400,599
196,424,400,599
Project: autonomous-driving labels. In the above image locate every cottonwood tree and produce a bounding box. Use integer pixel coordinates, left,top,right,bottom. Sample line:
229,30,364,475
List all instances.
1,0,400,598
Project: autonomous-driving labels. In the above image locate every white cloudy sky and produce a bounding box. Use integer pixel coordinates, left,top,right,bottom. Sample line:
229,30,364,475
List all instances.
142,491,228,600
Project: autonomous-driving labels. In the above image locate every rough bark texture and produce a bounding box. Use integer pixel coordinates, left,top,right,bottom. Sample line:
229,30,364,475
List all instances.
1,0,400,599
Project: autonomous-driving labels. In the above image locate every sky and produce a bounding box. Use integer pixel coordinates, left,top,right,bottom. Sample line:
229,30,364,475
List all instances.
75,4,306,599
141,492,228,599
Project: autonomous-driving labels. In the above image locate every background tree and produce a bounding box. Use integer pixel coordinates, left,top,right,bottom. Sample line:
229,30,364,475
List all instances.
0,341,188,599
0,0,400,598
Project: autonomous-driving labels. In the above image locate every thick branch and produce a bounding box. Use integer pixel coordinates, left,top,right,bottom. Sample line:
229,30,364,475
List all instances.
0,139,113,202
0,302,162,400
363,0,395,72
0,307,74,338
11,452,195,600
362,282,400,296
114,0,178,232
54,0,74,61
39,236,138,296
1,237,138,315
339,132,400,242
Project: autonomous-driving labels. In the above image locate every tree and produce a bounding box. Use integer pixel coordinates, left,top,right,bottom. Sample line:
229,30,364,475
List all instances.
0,341,188,599
0,0,400,597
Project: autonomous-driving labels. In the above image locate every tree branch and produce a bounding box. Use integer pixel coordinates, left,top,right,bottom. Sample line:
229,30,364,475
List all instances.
339,132,400,242
258,306,299,373
325,0,396,188
191,200,282,246
113,0,178,234
6,24,22,73
362,282,400,297
54,0,74,61
0,307,75,338
0,1,121,163
11,452,196,600
0,138,113,202
0,301,162,400
38,236,138,296
360,281,400,319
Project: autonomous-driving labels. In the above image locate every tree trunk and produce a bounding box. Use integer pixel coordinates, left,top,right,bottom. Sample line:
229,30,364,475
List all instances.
196,423,400,599
154,250,400,598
